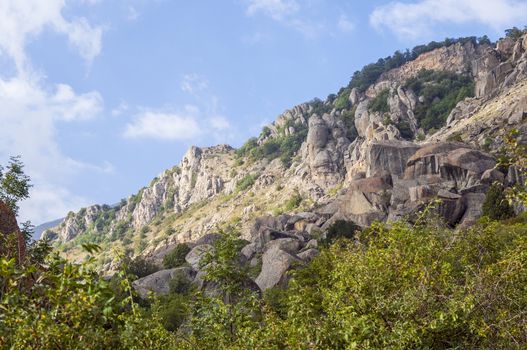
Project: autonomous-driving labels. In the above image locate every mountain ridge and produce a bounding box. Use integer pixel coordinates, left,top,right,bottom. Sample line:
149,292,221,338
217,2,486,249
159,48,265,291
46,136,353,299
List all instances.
43,31,527,275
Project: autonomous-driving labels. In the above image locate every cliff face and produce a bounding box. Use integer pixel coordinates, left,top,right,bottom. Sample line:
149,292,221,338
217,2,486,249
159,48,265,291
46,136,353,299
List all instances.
44,34,527,270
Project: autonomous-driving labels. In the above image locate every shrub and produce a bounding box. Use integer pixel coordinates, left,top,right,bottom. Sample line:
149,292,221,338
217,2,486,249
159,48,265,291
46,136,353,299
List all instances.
163,243,191,269
236,173,260,192
169,271,193,295
482,183,515,220
127,256,159,278
368,88,390,114
323,219,360,244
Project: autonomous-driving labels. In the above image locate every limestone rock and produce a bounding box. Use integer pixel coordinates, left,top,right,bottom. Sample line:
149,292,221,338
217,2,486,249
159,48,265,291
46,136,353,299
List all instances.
255,245,302,291
132,267,195,299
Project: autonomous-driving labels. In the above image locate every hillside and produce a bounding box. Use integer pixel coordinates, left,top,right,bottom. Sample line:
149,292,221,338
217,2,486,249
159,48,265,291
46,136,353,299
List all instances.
43,32,527,277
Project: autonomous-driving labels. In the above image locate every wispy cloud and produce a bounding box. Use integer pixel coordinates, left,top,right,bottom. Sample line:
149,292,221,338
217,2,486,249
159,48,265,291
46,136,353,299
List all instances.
0,0,107,223
123,108,202,141
245,0,324,38
181,74,209,94
338,14,354,33
370,0,527,40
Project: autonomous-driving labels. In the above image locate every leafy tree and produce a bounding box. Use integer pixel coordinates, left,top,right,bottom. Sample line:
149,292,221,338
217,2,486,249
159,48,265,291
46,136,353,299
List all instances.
0,156,31,216
127,255,159,278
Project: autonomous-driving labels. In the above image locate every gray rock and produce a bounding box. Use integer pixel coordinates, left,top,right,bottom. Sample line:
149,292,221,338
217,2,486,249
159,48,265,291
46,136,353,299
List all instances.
132,267,194,299
255,246,302,291
265,238,302,255
241,243,257,260
185,244,214,270
297,249,319,262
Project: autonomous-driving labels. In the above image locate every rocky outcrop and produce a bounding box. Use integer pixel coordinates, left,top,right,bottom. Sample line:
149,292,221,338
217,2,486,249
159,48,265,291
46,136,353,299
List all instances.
0,201,25,263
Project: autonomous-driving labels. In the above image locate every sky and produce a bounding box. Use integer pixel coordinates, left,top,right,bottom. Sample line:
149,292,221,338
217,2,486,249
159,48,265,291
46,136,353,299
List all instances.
0,0,526,226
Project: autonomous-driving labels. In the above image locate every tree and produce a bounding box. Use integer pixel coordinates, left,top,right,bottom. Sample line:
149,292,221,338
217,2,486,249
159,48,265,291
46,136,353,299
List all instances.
0,156,31,216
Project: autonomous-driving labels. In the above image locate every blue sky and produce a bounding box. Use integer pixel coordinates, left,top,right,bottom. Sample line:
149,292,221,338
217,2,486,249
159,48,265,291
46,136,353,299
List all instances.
1,0,526,225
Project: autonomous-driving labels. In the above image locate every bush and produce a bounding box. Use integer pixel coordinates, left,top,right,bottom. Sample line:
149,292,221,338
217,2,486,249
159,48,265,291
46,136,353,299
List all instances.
482,183,515,220
163,243,191,269
368,88,390,114
323,219,360,245
236,173,260,192
169,271,193,295
128,256,159,278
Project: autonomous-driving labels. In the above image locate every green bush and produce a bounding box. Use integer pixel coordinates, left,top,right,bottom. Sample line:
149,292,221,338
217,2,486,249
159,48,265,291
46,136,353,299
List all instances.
368,88,390,114
163,243,191,269
128,256,159,278
482,183,515,220
323,219,360,245
168,271,193,295
236,173,260,192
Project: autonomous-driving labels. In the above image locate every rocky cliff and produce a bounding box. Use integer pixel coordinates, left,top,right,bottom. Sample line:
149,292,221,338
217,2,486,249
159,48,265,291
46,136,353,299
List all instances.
44,33,527,280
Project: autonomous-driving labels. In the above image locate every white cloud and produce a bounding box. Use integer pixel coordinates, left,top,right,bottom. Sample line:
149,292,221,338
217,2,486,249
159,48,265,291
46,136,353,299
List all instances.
0,1,104,71
246,0,299,21
0,0,107,224
370,0,527,40
181,74,209,94
123,110,202,140
245,0,323,38
338,15,354,33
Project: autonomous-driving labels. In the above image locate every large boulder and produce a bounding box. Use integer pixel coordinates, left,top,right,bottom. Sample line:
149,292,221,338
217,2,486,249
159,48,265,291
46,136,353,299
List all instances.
185,244,214,270
255,245,302,291
132,267,195,299
366,140,420,177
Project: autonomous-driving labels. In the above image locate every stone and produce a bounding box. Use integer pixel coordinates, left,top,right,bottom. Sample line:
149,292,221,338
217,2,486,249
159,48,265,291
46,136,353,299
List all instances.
185,244,214,270
0,201,25,263
305,239,318,249
255,246,302,291
366,140,420,177
132,267,194,299
297,249,319,262
481,169,505,185
265,238,302,255
241,243,257,260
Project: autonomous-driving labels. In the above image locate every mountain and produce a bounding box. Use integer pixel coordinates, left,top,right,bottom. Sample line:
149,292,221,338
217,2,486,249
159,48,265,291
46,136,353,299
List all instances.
33,218,63,240
43,32,527,284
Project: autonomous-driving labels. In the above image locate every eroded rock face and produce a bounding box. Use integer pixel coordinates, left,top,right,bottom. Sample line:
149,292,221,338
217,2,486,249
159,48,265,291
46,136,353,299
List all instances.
0,201,25,263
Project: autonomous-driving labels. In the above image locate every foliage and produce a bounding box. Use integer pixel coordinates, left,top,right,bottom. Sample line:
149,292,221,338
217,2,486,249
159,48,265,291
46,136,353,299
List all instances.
127,256,160,279
368,88,390,114
348,36,480,93
333,87,351,110
163,243,191,269
505,26,527,40
283,191,303,212
482,183,515,220
498,129,527,207
405,69,474,132
323,219,360,245
0,155,31,216
236,173,260,192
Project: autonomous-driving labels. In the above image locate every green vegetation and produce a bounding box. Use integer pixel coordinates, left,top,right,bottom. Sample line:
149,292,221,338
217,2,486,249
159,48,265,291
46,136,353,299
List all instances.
236,173,260,192
323,219,360,245
163,243,191,269
236,122,308,168
368,88,390,114
505,26,527,40
405,69,475,132
0,156,31,216
348,36,484,93
482,183,515,221
127,255,159,278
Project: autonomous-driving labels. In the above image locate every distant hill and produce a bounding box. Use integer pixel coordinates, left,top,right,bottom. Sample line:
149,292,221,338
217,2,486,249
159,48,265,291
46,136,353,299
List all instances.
34,218,63,240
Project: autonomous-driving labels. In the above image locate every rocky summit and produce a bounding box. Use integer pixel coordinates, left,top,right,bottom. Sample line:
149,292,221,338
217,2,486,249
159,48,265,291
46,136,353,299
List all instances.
43,33,527,293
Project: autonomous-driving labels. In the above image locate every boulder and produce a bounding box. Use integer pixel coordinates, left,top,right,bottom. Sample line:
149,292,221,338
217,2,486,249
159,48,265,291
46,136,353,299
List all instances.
297,249,319,262
185,244,214,270
255,246,302,291
240,243,257,260
132,267,195,299
265,238,302,255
